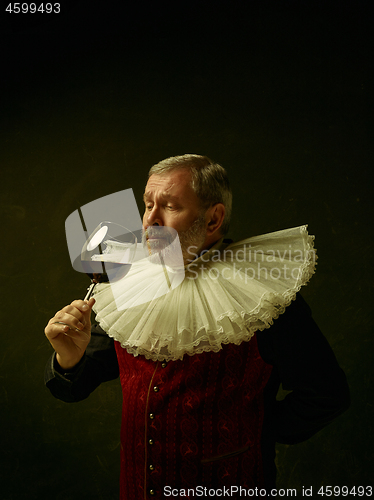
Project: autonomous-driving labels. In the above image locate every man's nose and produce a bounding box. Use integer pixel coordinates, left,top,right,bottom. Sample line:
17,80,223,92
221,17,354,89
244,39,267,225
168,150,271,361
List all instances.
145,207,163,227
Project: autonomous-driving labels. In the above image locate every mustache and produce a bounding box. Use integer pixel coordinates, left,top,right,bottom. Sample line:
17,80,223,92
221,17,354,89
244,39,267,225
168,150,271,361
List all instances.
143,227,176,241
142,228,179,256
144,228,165,238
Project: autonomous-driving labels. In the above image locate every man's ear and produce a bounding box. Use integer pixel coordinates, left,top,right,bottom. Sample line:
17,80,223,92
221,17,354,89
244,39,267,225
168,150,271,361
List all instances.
206,203,225,236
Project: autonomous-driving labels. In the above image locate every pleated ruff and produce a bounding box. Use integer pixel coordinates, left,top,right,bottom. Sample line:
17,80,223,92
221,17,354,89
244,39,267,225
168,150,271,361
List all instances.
92,225,317,361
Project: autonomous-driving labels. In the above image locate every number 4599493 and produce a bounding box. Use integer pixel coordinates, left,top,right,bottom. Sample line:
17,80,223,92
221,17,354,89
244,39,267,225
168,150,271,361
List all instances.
5,3,61,14
318,485,372,496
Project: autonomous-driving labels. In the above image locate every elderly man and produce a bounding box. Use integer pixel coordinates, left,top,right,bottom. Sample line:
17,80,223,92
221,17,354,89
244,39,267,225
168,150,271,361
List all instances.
45,154,349,498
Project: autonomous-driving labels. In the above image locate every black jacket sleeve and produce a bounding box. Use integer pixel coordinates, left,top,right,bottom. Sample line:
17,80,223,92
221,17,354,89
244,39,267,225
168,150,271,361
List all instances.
257,294,350,444
44,323,119,402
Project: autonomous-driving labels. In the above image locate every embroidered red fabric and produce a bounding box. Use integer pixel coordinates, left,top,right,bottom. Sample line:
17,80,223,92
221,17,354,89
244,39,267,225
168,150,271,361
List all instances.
115,334,272,499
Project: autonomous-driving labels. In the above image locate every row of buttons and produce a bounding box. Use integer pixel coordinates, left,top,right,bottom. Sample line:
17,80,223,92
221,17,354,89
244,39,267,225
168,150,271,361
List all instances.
147,360,167,496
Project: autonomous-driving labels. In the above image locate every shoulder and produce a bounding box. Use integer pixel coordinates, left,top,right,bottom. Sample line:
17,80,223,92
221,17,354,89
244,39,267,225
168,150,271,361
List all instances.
256,293,316,364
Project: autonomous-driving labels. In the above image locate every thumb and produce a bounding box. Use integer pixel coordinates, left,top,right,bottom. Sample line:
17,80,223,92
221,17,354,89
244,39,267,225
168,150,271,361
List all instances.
82,297,95,323
85,297,96,309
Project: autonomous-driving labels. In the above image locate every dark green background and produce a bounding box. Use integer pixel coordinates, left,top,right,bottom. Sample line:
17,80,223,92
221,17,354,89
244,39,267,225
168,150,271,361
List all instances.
0,1,372,498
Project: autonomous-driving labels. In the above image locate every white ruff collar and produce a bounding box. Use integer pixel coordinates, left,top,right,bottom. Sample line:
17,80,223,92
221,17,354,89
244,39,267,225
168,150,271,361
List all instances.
92,225,317,361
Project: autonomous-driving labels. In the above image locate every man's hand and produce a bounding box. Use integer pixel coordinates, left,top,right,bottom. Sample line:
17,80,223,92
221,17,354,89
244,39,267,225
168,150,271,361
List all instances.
45,298,95,370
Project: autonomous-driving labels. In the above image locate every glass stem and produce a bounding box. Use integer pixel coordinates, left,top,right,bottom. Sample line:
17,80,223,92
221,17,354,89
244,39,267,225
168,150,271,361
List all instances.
84,281,97,301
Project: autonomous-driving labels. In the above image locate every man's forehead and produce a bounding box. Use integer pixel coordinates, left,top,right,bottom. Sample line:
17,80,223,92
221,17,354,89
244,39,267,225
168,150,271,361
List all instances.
143,190,179,201
143,171,193,199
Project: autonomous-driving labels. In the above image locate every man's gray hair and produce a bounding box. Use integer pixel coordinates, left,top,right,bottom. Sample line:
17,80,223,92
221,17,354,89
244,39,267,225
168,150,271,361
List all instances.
148,154,232,235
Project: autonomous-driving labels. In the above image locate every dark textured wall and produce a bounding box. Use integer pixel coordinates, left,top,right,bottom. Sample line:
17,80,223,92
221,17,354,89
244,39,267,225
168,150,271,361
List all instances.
1,1,372,498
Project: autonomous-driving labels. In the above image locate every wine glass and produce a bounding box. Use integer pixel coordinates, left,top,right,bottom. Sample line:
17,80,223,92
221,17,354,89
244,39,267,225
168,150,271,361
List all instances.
81,221,137,300
54,221,137,336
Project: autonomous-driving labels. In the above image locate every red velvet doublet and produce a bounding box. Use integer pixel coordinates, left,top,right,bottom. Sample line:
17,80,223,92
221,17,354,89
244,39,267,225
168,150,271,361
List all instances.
114,335,272,499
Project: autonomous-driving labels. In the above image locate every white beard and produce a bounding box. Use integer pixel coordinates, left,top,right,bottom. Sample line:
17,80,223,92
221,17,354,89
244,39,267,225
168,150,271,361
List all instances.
142,214,206,265
178,214,207,263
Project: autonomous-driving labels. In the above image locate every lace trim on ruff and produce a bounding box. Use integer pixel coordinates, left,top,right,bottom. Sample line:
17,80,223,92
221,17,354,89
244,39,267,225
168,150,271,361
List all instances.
92,225,317,361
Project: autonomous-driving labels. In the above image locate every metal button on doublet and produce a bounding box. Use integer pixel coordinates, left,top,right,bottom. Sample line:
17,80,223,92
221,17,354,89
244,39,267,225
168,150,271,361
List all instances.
149,413,155,419
161,362,167,368
148,438,154,445
153,386,159,392
149,489,156,496
149,464,155,471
